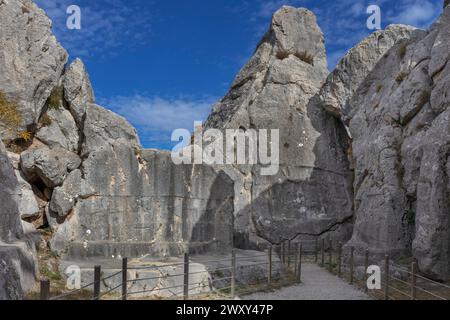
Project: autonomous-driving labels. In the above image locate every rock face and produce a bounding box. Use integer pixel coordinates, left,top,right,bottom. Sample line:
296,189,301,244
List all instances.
1,0,450,299
50,103,235,259
319,25,417,118
346,6,450,280
205,7,352,248
205,7,416,248
0,140,37,299
0,0,67,138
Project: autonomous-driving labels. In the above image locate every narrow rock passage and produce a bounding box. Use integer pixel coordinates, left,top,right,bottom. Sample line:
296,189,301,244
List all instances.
241,263,371,300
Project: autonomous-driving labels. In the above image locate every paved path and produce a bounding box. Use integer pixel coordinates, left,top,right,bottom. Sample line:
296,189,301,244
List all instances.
241,263,371,300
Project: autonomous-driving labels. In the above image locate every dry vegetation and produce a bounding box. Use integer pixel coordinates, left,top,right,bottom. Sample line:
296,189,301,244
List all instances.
46,85,63,110
396,71,408,84
0,91,22,133
276,48,314,65
398,43,408,59
416,89,431,109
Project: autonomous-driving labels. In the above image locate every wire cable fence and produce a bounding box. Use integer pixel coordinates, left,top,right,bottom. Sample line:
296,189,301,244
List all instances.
39,247,300,300
278,237,450,301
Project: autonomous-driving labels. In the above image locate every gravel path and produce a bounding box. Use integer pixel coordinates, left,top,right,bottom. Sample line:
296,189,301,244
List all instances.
241,263,371,300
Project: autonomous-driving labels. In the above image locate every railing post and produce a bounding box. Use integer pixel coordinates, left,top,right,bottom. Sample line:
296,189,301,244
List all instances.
122,257,128,300
231,249,236,299
294,243,299,275
281,241,285,265
297,244,302,283
287,240,291,269
411,261,417,300
93,265,101,300
349,247,354,285
384,255,389,300
328,240,332,272
40,279,50,300
338,243,342,277
268,246,272,286
321,239,325,267
184,252,189,300
314,238,318,263
364,250,369,293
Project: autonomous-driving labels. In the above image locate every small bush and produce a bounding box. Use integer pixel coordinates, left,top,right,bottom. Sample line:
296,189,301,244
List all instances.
398,43,407,59
40,113,52,127
276,48,314,65
276,49,290,60
376,84,383,93
395,71,408,84
46,85,63,110
18,131,32,142
294,50,314,65
416,89,431,109
0,91,22,133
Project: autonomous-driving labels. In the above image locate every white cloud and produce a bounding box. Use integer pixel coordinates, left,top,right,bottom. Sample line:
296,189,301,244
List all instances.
101,95,218,146
387,0,441,28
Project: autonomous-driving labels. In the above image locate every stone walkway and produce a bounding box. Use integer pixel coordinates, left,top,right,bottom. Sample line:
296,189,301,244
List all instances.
241,263,371,300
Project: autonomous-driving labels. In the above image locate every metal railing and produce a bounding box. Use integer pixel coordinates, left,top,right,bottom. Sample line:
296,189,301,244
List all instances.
39,247,301,300
278,238,450,301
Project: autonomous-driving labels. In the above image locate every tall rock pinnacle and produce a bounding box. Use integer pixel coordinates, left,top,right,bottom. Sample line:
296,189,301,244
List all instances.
205,7,353,246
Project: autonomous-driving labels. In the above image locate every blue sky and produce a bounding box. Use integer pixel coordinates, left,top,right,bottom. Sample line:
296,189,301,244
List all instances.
35,0,443,150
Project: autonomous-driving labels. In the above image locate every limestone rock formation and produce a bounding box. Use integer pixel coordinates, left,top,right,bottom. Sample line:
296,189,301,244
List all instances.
346,6,450,280
0,140,37,299
319,25,417,118
63,59,95,126
1,0,450,299
0,0,67,138
206,6,408,247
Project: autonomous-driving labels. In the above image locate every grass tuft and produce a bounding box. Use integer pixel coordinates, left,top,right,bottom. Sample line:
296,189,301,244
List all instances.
46,85,63,110
0,91,22,133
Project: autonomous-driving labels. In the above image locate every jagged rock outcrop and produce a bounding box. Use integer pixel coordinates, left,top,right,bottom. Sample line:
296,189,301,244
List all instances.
2,0,450,299
0,0,67,138
346,6,450,280
319,25,417,118
63,59,95,126
204,7,416,248
205,7,350,247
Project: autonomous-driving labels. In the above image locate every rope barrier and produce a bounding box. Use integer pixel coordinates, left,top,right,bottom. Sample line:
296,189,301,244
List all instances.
387,284,412,298
50,282,95,300
414,285,447,300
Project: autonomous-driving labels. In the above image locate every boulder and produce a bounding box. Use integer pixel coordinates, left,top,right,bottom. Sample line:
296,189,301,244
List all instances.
20,143,81,188
36,108,80,152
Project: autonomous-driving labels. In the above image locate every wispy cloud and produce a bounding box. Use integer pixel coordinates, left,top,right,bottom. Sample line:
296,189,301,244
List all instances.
386,0,441,28
100,94,218,149
34,0,153,58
